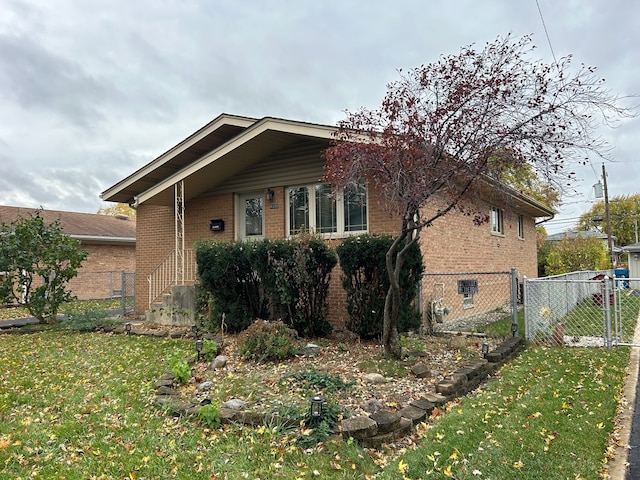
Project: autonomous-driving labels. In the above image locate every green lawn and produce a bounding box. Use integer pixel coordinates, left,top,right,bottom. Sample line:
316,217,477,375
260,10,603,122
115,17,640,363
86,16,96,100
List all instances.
0,328,629,479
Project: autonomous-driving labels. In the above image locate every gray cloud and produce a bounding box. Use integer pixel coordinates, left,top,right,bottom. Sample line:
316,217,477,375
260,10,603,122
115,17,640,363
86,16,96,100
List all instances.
0,0,638,235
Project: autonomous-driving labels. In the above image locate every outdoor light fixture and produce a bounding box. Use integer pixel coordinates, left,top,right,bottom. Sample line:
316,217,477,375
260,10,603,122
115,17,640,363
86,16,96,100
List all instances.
266,188,275,201
195,339,203,362
191,324,199,338
125,322,131,335
511,322,518,337
481,342,490,358
310,395,324,418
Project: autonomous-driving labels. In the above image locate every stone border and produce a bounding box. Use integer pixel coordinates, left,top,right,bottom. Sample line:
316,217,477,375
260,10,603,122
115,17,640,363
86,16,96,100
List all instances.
153,335,526,448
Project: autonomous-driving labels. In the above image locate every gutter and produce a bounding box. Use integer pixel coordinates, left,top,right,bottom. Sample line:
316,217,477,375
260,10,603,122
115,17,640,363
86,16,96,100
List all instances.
69,234,136,245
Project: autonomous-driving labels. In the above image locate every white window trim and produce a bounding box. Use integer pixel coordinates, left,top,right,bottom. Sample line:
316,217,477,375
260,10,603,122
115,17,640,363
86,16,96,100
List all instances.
235,192,265,241
490,206,504,236
517,214,525,240
285,183,368,239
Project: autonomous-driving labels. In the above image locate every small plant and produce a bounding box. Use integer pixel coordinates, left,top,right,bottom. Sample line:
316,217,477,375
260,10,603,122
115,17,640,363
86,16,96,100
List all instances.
239,320,299,362
400,335,425,355
201,338,218,362
198,402,221,429
167,352,191,384
281,369,353,394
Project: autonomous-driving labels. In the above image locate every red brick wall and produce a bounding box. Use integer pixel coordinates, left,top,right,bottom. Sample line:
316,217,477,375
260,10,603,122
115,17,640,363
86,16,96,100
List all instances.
135,186,540,330
135,204,174,313
66,243,136,300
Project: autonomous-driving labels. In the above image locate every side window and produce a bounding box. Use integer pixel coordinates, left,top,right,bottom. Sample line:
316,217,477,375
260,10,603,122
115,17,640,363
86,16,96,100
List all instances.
490,206,504,235
238,193,264,240
517,214,524,239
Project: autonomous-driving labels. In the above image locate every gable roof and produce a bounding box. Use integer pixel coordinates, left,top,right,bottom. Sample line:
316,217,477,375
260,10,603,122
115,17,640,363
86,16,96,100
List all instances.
101,113,554,218
0,206,136,245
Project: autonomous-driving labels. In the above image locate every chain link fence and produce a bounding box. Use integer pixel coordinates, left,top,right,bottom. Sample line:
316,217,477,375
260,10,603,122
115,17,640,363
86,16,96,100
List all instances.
420,270,518,334
68,270,136,315
523,270,640,347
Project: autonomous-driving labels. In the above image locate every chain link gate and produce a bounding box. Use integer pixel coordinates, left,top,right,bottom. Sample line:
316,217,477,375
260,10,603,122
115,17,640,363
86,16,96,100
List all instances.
420,269,519,334
523,271,640,348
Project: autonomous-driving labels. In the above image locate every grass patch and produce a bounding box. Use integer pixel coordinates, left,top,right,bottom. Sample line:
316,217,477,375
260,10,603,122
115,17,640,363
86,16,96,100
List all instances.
475,309,524,338
378,345,629,479
0,299,122,321
0,330,378,478
562,294,640,342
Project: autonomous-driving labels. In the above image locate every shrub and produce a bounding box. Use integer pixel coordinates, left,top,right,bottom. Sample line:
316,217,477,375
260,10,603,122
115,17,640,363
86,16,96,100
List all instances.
195,240,267,333
337,234,423,339
239,320,299,362
254,236,337,337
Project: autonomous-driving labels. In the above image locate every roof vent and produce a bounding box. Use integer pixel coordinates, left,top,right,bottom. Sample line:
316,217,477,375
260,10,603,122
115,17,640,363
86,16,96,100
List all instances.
115,214,129,221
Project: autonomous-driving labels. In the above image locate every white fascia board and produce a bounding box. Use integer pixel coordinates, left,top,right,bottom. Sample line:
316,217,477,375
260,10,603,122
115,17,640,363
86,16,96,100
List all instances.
135,117,337,205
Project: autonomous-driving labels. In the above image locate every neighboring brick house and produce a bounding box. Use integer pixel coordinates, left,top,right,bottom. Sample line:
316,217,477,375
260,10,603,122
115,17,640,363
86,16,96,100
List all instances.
0,206,136,301
100,113,553,326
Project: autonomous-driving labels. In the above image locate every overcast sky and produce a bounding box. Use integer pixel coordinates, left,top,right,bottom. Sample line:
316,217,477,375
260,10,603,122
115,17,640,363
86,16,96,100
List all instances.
1,0,638,234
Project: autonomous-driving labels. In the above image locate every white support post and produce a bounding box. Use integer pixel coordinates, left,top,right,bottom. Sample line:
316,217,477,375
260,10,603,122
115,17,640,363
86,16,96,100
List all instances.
175,180,185,286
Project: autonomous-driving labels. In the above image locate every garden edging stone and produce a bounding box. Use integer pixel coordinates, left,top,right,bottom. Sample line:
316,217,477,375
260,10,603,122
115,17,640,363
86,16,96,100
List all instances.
152,335,525,447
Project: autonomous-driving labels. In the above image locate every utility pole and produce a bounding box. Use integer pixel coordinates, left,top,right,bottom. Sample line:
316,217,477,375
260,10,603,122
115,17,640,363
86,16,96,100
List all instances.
602,164,615,267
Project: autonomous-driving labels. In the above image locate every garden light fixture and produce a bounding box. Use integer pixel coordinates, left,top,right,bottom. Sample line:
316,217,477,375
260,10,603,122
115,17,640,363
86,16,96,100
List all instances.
191,324,199,338
125,322,131,335
310,395,324,418
195,339,203,362
511,322,518,337
481,342,490,358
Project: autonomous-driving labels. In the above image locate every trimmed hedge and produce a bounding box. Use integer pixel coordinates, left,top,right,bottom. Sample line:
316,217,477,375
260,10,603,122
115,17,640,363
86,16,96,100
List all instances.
196,236,337,337
195,240,267,333
336,234,423,339
254,236,337,337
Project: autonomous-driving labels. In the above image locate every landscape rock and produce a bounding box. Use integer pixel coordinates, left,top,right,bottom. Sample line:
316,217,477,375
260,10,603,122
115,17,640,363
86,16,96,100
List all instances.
369,411,401,435
301,343,320,357
411,363,432,379
363,398,385,413
341,416,378,440
363,373,386,384
223,398,247,410
210,355,228,369
197,381,214,392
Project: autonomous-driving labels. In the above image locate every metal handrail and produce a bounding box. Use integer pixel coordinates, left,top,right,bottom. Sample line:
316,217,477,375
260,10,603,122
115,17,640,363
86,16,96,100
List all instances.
147,248,196,307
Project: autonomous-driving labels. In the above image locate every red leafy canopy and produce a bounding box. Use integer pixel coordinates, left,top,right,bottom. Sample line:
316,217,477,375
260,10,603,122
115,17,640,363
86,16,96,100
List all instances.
323,34,631,231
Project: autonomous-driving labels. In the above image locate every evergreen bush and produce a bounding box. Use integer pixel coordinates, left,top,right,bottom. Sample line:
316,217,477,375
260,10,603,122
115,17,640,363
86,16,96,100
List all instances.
254,236,336,337
336,234,423,339
194,240,267,333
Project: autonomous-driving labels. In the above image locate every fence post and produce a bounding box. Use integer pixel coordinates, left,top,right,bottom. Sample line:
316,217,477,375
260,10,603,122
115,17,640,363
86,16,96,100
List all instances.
121,271,126,315
511,268,518,337
604,276,612,349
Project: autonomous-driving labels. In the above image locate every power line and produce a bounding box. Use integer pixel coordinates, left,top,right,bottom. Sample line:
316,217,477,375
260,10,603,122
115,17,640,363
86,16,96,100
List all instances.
535,0,557,64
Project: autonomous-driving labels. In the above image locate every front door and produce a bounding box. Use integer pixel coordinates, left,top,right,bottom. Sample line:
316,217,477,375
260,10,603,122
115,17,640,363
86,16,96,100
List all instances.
239,193,264,241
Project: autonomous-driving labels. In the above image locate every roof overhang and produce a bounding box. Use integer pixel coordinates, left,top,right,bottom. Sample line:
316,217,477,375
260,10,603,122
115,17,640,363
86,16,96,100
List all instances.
70,234,136,245
101,115,336,207
100,113,258,204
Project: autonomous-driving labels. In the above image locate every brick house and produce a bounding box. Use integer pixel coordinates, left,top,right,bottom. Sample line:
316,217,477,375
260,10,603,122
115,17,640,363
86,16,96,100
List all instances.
0,206,136,301
100,114,553,327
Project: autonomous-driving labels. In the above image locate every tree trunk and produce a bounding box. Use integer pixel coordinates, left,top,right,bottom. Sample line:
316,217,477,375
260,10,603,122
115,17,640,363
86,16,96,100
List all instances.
382,227,417,359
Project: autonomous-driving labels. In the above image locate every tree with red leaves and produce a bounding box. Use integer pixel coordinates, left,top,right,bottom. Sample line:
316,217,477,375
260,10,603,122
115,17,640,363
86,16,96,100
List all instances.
323,34,633,358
